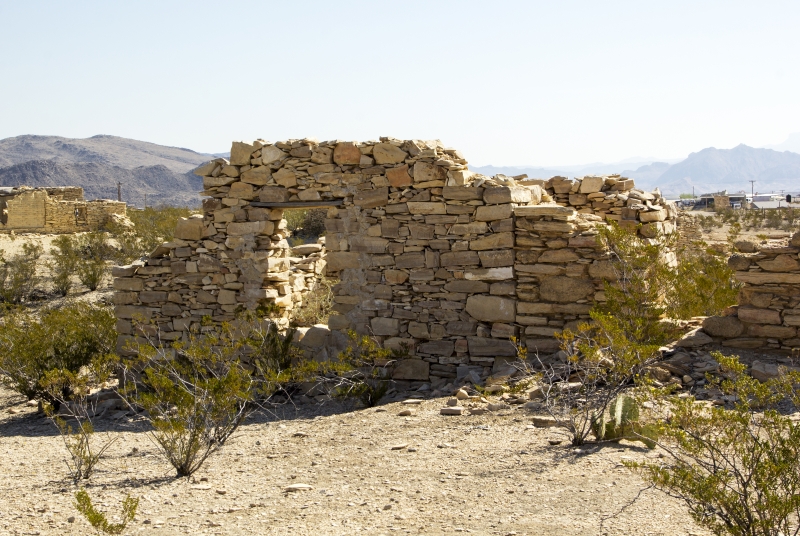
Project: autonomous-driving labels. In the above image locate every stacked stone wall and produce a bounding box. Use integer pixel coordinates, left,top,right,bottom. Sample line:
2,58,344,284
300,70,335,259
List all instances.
701,232,800,352
112,137,679,387
0,187,126,233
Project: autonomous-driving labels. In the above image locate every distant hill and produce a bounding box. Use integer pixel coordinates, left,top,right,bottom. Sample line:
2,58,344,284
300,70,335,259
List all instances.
762,132,800,153
0,134,213,173
654,145,800,195
0,160,202,207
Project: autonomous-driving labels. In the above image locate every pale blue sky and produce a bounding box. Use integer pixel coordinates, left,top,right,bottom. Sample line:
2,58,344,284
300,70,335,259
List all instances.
1,0,799,166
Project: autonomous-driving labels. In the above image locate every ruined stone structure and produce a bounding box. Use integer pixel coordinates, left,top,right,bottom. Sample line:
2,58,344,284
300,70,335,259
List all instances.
700,232,800,353
0,186,126,233
113,137,681,387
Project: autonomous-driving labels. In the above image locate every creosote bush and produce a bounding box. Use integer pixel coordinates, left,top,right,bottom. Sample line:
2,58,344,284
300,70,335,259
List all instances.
75,489,138,535
0,302,116,408
107,205,195,263
0,240,43,303
291,277,334,327
120,311,303,478
631,353,800,536
48,235,79,296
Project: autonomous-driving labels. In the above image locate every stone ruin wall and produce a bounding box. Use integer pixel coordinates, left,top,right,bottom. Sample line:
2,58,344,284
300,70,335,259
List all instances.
112,137,680,387
700,232,800,354
0,187,126,233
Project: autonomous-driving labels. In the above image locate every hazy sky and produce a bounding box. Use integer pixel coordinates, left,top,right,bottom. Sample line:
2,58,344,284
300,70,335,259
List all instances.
2,1,799,166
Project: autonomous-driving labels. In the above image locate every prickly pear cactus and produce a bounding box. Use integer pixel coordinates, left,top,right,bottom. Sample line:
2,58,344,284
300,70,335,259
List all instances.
592,395,657,449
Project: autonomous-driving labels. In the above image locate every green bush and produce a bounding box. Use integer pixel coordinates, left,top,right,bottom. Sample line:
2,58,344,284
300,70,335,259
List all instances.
107,205,195,263
291,277,334,327
285,208,326,241
0,303,116,406
632,353,800,536
75,232,115,291
668,241,740,318
120,318,264,477
74,489,138,535
48,235,79,296
0,240,43,303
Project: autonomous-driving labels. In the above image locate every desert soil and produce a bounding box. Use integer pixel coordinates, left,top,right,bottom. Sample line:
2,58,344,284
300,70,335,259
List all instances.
0,385,711,536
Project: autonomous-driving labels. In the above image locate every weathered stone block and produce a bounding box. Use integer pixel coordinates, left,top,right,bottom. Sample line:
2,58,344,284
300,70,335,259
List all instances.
371,317,399,336
393,359,429,381
113,278,144,291
354,187,389,208
483,187,531,205
539,276,595,303
702,316,744,338
738,306,782,325
467,337,517,357
174,217,205,240
469,232,514,251
465,295,515,322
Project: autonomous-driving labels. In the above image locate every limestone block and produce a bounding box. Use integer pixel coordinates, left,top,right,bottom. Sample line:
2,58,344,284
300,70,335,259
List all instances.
175,217,205,240
578,176,604,194
791,232,800,247
444,280,489,293
326,252,360,271
298,188,321,201
483,187,531,205
757,254,800,272
464,267,513,281
204,176,236,188
447,169,474,186
735,272,800,284
273,168,297,187
469,232,514,251
407,202,447,215
539,276,595,303
747,324,797,338
514,205,575,217
259,187,290,203
538,249,579,263
676,328,713,347
217,290,237,305
371,317,399,336
639,209,667,222
115,305,152,320
354,187,388,208
228,182,256,199
588,260,616,280
393,359,429,381
386,165,412,188
738,306,782,325
260,145,286,165
727,255,752,271
442,186,483,201
240,167,271,185
112,265,138,278
227,221,268,236
478,250,514,268
113,278,144,291
418,341,454,356
396,253,426,269
440,251,480,266
413,162,447,183
301,324,331,348
466,337,517,357
465,295,515,322
310,146,333,164
451,222,488,235
139,291,167,304
373,143,408,164
333,142,361,165
702,316,744,338
230,141,255,166
475,204,512,221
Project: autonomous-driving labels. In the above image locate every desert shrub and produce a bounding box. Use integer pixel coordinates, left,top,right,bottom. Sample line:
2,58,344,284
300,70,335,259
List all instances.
285,208,326,241
530,223,679,445
632,353,800,536
0,240,43,303
291,277,334,327
108,205,194,263
75,232,115,291
74,489,138,535
120,319,266,477
0,303,116,407
48,235,79,296
40,362,118,482
326,331,409,408
764,208,784,229
667,241,740,318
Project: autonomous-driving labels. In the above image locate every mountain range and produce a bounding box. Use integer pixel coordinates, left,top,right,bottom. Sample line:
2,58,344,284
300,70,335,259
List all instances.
472,143,800,197
0,135,214,206
1,134,800,203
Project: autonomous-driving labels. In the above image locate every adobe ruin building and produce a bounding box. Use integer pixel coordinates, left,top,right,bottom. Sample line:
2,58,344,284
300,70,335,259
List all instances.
0,186,126,233
113,137,689,387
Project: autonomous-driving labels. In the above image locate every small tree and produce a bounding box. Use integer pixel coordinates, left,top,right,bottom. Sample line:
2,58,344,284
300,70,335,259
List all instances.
75,232,114,291
40,361,118,482
632,353,800,536
0,240,43,303
120,320,260,477
0,303,116,408
48,235,79,296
